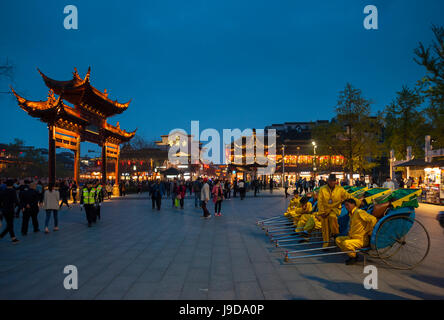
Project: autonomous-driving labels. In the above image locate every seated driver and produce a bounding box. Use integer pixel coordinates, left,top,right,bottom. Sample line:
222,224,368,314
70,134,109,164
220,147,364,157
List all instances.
290,195,312,226
335,198,377,265
284,191,300,218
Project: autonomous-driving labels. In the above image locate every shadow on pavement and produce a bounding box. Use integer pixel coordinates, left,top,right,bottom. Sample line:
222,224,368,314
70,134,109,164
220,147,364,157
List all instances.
304,275,407,300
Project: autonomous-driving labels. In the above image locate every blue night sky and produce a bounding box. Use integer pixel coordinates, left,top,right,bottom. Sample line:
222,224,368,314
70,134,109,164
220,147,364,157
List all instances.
0,0,443,153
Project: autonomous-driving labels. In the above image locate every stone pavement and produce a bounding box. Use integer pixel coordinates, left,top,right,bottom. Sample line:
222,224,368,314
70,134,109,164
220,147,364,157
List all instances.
0,190,443,300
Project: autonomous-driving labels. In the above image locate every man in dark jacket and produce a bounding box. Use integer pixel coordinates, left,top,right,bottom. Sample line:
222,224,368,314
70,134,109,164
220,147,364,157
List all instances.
95,181,105,221
59,181,70,209
150,180,165,210
193,178,202,208
19,181,40,235
0,180,20,243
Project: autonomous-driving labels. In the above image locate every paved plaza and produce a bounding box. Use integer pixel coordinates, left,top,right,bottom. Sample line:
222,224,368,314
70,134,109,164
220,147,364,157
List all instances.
0,190,443,300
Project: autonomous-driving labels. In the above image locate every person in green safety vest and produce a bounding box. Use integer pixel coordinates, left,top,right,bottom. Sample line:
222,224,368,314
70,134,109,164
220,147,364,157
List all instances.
80,181,97,227
95,181,105,221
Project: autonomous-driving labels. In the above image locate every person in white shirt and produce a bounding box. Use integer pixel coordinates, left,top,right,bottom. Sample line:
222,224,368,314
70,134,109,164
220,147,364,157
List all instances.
200,178,211,219
238,180,246,200
43,183,60,233
382,177,395,191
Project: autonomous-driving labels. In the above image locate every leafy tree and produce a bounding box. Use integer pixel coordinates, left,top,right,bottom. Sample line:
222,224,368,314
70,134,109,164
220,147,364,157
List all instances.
1,139,48,178
313,83,382,177
122,135,157,150
414,25,444,149
382,86,426,159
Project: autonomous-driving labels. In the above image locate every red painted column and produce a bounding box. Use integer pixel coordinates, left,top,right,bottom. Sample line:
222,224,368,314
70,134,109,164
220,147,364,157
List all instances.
48,125,56,185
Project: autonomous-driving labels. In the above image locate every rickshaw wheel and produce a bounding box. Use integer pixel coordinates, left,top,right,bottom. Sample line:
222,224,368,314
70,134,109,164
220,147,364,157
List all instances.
375,216,430,270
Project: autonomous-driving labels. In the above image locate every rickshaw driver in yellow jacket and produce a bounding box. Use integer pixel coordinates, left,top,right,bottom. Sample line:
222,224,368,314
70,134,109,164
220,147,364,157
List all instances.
290,195,312,225
318,174,361,248
336,198,377,265
284,191,300,218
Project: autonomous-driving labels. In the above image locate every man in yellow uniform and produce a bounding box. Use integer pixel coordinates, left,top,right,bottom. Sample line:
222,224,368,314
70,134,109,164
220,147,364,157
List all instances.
336,198,377,265
318,174,361,248
290,195,312,226
80,182,97,227
284,191,300,218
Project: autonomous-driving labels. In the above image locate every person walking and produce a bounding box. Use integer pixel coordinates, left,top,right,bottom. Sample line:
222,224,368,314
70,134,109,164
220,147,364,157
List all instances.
106,183,113,199
0,179,20,243
80,182,97,227
36,180,44,205
269,179,274,194
233,179,238,198
212,180,224,216
177,181,186,210
43,183,60,234
284,178,289,198
171,181,178,207
193,178,202,208
59,181,70,209
225,180,231,199
20,180,40,236
71,181,78,203
254,179,260,197
201,178,211,219
95,181,105,220
13,180,22,218
119,181,126,197
238,180,246,200
303,178,309,194
150,180,165,210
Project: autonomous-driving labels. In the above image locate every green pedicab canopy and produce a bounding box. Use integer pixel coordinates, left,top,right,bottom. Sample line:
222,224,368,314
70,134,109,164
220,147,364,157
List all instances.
374,189,421,208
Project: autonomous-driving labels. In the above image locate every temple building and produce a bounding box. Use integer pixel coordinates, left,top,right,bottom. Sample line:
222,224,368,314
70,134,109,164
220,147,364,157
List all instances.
11,67,135,192
225,122,346,184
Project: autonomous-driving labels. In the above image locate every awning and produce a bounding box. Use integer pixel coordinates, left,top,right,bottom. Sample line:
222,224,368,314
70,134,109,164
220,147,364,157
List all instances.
394,158,444,168
160,167,181,175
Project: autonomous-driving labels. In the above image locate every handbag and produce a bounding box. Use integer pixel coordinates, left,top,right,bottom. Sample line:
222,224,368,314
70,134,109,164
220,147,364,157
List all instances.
175,198,180,208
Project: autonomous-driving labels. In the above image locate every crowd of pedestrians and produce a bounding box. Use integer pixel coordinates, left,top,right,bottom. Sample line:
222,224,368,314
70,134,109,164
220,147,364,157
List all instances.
0,178,107,244
146,177,285,219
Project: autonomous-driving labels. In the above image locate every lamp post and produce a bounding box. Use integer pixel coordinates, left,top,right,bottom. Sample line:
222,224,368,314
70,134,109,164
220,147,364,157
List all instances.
312,141,317,178
282,144,286,187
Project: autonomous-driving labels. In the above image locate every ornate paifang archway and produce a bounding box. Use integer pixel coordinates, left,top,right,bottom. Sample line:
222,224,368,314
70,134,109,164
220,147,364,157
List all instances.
11,67,136,191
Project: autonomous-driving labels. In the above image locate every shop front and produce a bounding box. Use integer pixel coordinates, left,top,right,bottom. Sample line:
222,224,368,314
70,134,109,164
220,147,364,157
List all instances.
394,158,444,205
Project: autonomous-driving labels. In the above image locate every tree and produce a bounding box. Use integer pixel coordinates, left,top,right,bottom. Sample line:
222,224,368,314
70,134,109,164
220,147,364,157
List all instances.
414,25,444,149
313,83,382,177
122,135,157,150
1,139,47,178
382,86,426,159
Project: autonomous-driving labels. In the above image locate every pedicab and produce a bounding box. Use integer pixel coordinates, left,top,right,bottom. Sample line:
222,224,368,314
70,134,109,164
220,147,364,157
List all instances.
258,191,320,240
283,188,430,270
267,186,381,246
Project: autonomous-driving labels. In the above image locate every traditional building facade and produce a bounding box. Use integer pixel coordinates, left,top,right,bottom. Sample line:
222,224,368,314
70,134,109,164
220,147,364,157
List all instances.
11,67,135,190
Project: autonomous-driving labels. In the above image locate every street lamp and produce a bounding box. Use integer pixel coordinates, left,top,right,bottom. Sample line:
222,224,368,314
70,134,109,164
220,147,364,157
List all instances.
282,144,286,187
312,141,317,177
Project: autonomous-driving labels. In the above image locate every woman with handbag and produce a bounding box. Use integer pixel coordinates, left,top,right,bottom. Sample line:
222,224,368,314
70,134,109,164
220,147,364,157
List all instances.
176,181,186,210
212,180,224,216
